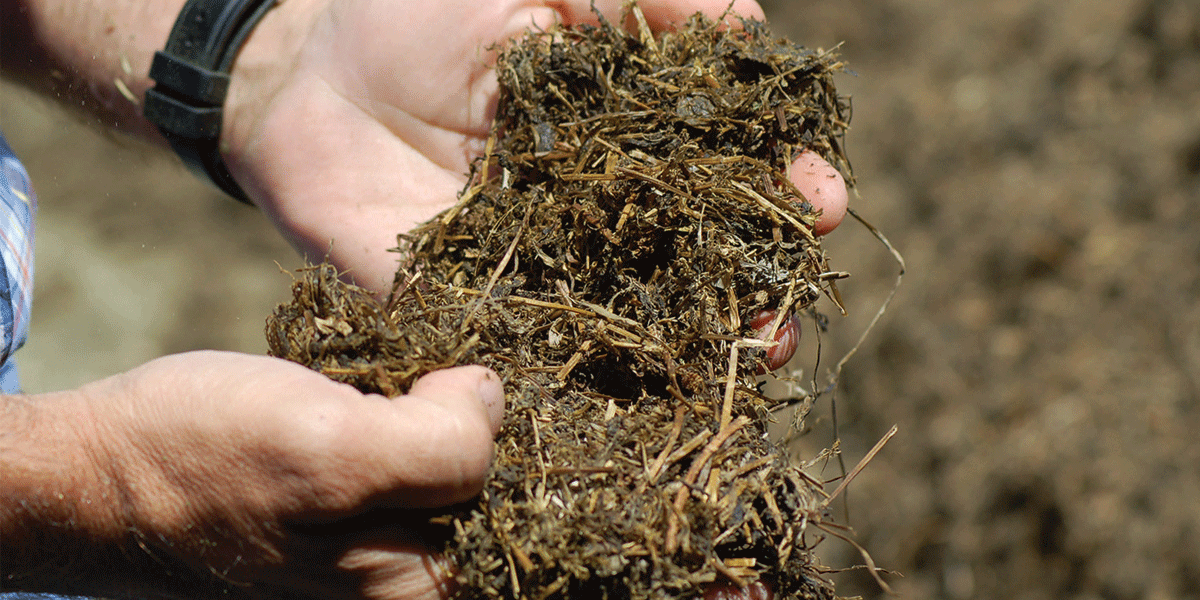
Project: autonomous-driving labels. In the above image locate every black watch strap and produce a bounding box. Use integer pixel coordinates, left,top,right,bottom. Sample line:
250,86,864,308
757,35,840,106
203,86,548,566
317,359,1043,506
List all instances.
143,0,278,204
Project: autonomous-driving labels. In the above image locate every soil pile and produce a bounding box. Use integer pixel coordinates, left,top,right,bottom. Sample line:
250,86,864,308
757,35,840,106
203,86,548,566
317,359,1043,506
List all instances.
267,8,855,599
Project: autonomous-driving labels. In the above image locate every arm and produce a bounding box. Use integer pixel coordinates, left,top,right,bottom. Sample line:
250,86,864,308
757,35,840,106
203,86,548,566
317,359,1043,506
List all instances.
2,0,845,294
1,352,504,598
0,391,121,593
0,0,176,138
0,0,310,142
0,2,844,597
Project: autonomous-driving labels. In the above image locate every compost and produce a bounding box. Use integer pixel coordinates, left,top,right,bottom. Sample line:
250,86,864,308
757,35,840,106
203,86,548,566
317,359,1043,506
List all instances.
267,6,854,598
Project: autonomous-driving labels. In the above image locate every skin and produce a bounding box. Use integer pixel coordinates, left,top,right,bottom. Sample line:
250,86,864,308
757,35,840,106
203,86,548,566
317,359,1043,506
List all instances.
750,310,804,372
0,0,849,597
1,354,505,598
219,0,847,290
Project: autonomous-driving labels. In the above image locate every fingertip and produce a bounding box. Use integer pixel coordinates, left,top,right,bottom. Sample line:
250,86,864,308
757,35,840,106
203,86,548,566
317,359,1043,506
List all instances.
704,580,774,600
554,0,765,30
475,368,506,436
790,150,848,236
395,366,506,505
409,365,506,436
638,0,766,28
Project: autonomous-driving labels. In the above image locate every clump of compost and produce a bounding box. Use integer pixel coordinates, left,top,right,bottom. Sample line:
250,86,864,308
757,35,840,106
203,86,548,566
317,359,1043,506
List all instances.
268,6,853,599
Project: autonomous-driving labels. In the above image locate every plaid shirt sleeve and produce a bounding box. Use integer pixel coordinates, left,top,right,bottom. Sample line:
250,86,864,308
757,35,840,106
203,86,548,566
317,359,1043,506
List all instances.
0,133,37,394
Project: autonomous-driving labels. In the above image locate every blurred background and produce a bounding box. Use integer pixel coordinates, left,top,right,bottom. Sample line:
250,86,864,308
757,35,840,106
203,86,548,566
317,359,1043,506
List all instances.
1,91,299,392
3,0,1198,598
762,0,1200,598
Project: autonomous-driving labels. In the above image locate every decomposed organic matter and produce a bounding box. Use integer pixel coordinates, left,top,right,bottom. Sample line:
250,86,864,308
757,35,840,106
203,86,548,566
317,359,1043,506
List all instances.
268,5,857,598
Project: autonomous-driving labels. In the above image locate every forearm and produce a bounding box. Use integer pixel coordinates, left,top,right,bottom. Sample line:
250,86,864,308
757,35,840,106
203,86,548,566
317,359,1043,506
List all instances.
0,0,183,139
0,0,310,148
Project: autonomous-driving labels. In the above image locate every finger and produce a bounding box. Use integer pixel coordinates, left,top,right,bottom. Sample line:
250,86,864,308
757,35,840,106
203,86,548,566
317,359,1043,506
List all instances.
138,353,504,508
222,357,504,509
408,365,506,437
790,150,848,236
372,365,506,507
749,310,801,372
551,0,765,28
705,580,774,600
636,0,766,28
337,542,458,600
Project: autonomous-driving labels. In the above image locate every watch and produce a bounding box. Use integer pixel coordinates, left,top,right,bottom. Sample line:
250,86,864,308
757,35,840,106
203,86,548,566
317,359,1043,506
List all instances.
143,0,278,204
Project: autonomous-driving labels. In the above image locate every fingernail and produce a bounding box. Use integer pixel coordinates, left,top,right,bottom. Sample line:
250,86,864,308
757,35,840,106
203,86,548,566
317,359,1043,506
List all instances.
750,310,802,372
477,370,506,434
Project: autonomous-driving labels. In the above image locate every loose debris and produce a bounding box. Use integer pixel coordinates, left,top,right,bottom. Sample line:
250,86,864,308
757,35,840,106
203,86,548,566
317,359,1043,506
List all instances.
268,6,855,599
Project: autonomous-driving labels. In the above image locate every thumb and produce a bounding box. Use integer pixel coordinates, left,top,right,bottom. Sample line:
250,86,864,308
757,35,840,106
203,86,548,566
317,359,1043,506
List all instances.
552,0,766,28
790,149,848,236
106,353,508,511
408,365,506,438
376,365,507,507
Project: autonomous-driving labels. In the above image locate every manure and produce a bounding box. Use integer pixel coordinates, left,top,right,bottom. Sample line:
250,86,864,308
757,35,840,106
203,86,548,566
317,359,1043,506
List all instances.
268,6,854,599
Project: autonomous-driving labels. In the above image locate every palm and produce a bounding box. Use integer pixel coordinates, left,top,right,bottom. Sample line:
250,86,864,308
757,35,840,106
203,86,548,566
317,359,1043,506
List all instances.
235,0,781,293
242,1,534,291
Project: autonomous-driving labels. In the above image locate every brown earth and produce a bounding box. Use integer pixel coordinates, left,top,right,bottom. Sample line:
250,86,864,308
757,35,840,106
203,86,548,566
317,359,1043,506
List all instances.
3,0,1198,598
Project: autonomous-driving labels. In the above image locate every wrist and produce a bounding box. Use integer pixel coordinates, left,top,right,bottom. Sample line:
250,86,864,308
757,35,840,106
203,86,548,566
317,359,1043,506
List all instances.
0,390,128,593
220,0,324,203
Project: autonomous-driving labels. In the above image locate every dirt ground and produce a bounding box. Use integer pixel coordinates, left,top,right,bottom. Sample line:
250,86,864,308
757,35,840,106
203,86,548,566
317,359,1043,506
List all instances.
2,0,1198,598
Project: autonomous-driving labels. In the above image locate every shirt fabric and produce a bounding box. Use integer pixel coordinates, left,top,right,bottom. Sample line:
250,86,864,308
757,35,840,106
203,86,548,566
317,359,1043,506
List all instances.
0,133,36,393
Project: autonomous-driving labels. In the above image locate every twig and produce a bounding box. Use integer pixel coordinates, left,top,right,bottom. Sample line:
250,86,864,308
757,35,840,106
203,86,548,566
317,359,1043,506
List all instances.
639,405,687,492
711,557,747,589
720,342,740,431
462,203,532,328
731,181,816,244
615,165,692,199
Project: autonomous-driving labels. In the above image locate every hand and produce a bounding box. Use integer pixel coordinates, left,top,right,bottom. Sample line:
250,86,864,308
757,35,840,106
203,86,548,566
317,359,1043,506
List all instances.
219,0,848,292
2,351,504,599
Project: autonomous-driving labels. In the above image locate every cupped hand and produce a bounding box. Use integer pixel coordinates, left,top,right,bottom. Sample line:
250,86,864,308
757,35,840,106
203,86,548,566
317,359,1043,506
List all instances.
73,351,503,599
220,0,847,293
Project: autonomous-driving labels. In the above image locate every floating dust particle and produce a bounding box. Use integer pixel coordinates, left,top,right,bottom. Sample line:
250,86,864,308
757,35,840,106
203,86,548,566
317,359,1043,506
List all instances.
268,5,855,599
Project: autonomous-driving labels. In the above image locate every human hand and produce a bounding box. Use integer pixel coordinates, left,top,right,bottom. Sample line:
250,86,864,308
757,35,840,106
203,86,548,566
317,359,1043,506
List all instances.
219,0,847,293
3,351,503,599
